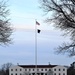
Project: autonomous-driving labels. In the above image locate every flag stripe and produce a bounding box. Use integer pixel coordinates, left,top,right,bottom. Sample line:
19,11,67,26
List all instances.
36,21,40,25
37,29,41,33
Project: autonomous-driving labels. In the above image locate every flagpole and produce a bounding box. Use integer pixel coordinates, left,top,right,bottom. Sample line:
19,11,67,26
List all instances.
35,19,37,75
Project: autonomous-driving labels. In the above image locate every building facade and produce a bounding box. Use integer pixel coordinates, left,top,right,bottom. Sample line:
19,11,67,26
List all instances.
9,65,67,75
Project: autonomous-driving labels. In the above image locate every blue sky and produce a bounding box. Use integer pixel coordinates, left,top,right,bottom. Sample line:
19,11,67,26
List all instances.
0,0,74,66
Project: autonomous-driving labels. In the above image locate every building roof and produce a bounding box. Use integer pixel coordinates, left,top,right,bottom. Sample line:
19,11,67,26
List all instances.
18,65,57,68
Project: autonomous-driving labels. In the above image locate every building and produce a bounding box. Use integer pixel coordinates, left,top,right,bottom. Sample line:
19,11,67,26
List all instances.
9,64,67,75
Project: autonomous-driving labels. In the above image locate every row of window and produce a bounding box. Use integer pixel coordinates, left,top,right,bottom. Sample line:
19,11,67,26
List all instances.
11,68,65,72
11,73,65,75
11,68,51,71
11,73,22,75
11,69,22,71
11,73,48,75
54,73,65,75
54,68,65,71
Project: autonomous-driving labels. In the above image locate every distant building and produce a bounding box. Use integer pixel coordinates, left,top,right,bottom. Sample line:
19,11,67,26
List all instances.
9,64,67,75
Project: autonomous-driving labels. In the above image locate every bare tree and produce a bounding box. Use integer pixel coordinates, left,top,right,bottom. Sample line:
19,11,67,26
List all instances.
67,62,75,75
40,0,75,56
0,0,12,45
0,63,13,75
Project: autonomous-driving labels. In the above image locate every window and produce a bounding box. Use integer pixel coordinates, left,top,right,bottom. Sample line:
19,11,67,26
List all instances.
25,69,27,71
11,69,13,71
54,73,56,75
49,69,51,71
45,69,47,71
54,69,56,71
33,69,34,71
59,73,61,75
45,73,47,75
63,73,65,75
15,69,17,71
11,73,13,75
20,69,22,71
59,69,60,71
63,69,65,71
29,69,31,71
41,69,43,71
15,73,17,75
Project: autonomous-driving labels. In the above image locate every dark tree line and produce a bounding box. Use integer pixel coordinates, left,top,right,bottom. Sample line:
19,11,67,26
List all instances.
67,62,75,75
40,0,75,56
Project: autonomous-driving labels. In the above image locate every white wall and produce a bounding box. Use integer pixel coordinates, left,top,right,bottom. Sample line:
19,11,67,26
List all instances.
9,66,24,75
52,66,67,75
9,65,67,75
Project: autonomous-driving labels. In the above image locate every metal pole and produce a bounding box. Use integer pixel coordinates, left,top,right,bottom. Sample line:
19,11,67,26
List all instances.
35,19,37,75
